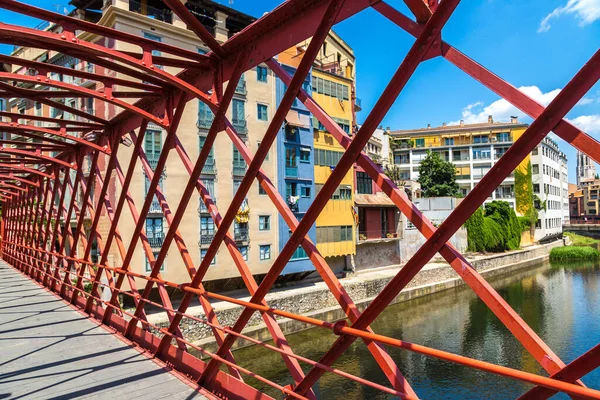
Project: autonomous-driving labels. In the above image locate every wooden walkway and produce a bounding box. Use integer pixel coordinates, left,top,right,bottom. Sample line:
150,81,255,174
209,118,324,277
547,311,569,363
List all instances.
0,261,207,400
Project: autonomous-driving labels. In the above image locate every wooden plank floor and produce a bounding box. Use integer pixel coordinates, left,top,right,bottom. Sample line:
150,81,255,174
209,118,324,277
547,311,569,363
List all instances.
0,261,207,400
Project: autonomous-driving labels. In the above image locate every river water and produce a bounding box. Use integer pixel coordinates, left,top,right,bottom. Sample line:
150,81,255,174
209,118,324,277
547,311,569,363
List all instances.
230,259,600,399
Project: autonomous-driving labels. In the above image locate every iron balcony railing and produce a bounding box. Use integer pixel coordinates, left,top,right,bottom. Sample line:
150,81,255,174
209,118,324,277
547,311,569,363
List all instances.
472,154,491,160
129,0,173,23
147,233,163,248
147,156,159,170
199,233,215,246
495,191,515,199
232,119,248,134
197,115,214,129
149,198,162,213
202,160,216,174
235,228,249,243
233,162,247,176
453,155,470,161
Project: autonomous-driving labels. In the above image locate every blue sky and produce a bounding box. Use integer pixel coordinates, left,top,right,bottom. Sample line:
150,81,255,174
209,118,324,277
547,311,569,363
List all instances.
1,0,598,182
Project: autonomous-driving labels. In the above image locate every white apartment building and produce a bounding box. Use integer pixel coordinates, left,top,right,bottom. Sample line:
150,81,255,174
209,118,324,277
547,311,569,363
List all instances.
531,137,569,240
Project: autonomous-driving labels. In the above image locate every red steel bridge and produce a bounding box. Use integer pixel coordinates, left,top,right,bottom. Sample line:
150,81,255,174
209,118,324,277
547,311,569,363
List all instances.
0,0,599,398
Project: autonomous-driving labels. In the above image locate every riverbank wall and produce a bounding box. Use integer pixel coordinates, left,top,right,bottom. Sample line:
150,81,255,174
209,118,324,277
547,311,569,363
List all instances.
148,239,565,352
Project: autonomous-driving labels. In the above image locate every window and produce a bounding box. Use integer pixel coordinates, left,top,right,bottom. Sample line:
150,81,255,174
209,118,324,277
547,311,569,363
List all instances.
357,172,372,194
257,66,268,82
257,104,268,121
300,149,310,162
145,130,162,164
145,251,164,272
444,138,454,146
532,164,539,174
286,182,298,197
259,185,267,195
201,249,216,266
496,132,510,142
415,138,425,148
338,188,352,200
232,99,245,124
533,184,540,194
257,141,269,161
240,246,248,261
259,245,271,260
301,187,311,197
291,246,308,260
314,149,343,166
200,216,215,236
316,226,353,243
473,135,489,144
259,215,270,231
199,136,214,165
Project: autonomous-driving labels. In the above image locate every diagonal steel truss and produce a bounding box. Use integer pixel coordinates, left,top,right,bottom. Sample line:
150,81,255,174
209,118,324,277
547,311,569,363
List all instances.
0,0,598,399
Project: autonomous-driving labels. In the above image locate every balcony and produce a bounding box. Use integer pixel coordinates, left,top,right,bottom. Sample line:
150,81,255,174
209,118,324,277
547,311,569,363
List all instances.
495,191,515,199
354,97,362,112
147,156,159,170
232,119,248,134
285,166,298,178
287,197,299,212
358,230,398,242
456,174,471,180
202,160,216,175
472,154,491,161
197,115,214,129
149,198,162,213
235,79,247,95
199,233,215,246
453,155,470,162
129,0,173,24
494,153,506,160
147,234,163,248
235,228,249,243
233,162,246,176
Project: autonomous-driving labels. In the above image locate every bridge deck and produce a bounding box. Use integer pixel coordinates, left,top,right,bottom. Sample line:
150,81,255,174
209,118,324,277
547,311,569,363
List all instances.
0,261,207,400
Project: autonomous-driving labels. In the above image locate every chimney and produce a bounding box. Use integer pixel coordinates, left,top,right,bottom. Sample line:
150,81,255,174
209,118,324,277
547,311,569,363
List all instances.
386,126,390,131
510,115,518,124
460,120,464,126
427,124,431,129
488,115,493,123
442,122,447,127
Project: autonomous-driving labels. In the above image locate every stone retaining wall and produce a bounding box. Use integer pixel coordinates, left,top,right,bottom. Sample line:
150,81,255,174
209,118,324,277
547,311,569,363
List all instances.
149,239,564,351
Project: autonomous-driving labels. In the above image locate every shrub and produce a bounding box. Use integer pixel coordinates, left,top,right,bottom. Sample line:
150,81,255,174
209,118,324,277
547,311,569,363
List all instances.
465,201,521,252
550,246,600,261
563,231,600,246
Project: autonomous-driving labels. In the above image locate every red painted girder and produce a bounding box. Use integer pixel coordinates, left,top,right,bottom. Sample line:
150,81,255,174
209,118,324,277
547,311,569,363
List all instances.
299,49,600,395
0,54,162,92
195,0,357,388
128,129,246,380
82,0,375,139
0,164,54,179
0,148,76,170
0,121,108,153
0,73,166,129
0,111,104,129
0,25,212,106
402,0,433,22
273,61,574,379
0,174,38,187
0,125,104,151
205,0,460,393
0,0,208,62
373,1,600,166
519,343,600,399
0,82,108,125
0,90,160,99
147,56,311,392
161,0,226,58
59,150,100,296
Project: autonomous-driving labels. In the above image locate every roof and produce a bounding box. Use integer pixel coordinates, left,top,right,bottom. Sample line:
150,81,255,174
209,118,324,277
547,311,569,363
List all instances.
355,193,395,207
389,120,529,137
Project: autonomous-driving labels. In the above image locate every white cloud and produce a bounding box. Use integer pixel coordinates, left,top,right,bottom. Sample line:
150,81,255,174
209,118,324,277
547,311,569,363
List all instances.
578,97,596,105
538,0,600,32
449,86,561,125
569,114,600,134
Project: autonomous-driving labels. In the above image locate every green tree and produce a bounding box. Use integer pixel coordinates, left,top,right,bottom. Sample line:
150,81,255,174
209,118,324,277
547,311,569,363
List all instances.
417,150,461,197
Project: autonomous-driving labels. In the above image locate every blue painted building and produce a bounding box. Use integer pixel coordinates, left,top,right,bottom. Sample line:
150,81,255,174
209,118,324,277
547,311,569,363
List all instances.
275,63,316,274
